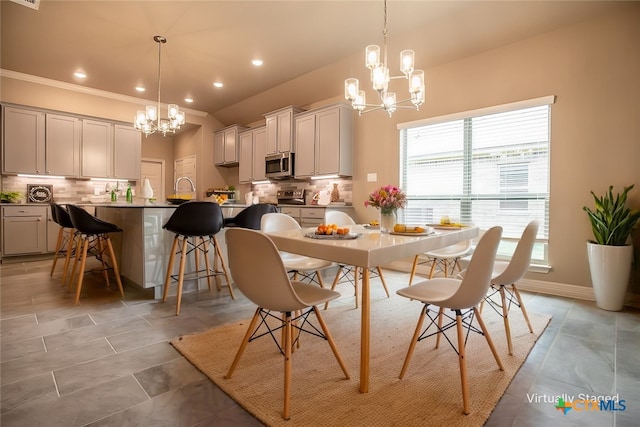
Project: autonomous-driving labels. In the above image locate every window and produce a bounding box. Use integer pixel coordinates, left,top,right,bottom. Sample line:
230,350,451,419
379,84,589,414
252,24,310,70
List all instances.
399,96,554,265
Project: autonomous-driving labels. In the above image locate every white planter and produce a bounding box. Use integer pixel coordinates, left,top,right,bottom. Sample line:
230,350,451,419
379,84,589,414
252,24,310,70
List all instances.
586,242,633,311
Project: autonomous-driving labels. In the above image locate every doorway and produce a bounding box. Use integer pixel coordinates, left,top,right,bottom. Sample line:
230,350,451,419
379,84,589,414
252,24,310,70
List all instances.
141,158,165,201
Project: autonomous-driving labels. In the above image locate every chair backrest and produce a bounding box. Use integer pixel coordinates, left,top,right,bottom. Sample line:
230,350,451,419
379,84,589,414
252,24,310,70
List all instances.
425,239,472,258
226,228,308,312
325,210,356,226
260,212,301,232
50,203,73,228
228,203,278,230
163,201,224,236
67,204,122,234
445,226,502,309
491,221,539,286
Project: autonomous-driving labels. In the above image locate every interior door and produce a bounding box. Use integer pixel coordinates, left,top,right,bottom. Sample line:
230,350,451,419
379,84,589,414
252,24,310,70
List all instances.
141,159,165,201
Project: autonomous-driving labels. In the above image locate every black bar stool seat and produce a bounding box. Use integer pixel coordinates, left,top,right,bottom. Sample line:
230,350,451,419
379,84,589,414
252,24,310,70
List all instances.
162,201,234,315
66,204,124,304
223,203,278,230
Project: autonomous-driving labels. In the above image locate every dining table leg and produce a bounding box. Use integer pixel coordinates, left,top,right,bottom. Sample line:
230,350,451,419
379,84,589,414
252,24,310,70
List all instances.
360,267,370,393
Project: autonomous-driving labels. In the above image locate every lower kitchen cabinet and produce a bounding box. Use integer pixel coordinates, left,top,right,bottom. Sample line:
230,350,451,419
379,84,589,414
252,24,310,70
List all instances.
279,206,354,228
2,205,48,256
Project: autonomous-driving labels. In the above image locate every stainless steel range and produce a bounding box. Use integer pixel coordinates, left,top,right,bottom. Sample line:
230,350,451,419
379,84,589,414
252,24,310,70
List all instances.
276,189,306,205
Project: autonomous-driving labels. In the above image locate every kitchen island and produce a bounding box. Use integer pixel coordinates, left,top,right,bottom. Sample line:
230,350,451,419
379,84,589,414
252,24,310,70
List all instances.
93,202,248,299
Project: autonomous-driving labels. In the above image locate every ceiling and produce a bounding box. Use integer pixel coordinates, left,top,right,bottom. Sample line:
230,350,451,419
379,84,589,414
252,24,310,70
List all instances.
1,1,622,126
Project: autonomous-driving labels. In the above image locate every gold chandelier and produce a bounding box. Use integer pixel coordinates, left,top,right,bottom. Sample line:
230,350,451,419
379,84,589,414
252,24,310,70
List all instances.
344,0,425,116
134,35,185,136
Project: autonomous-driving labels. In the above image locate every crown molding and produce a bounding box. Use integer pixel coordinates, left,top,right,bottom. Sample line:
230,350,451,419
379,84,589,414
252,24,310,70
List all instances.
0,69,208,118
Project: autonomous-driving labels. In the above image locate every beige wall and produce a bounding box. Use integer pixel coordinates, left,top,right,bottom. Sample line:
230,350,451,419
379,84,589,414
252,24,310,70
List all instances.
348,5,640,290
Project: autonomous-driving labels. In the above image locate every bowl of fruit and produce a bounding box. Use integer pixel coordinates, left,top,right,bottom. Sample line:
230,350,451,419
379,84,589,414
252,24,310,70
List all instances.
305,223,361,240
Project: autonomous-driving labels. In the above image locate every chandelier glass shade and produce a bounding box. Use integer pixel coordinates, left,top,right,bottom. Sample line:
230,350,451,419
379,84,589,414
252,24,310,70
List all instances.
344,0,425,116
134,36,185,136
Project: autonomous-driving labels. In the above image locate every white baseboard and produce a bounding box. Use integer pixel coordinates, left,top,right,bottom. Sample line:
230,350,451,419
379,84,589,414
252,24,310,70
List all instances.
385,260,640,308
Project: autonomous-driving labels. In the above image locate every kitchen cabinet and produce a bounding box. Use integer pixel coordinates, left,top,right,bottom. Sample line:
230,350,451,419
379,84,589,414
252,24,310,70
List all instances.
264,106,304,155
46,114,81,176
81,119,114,178
238,126,267,183
214,125,247,166
2,205,48,256
294,103,353,178
113,125,142,180
2,106,80,177
279,206,354,228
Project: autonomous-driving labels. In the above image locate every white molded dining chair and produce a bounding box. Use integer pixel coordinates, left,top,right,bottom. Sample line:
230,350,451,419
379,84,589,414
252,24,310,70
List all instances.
408,239,472,285
261,213,336,288
396,226,504,415
324,210,389,309
479,221,538,355
224,228,350,420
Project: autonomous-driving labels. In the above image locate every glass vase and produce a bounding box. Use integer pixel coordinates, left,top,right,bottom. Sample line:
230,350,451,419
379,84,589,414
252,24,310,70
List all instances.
379,210,397,234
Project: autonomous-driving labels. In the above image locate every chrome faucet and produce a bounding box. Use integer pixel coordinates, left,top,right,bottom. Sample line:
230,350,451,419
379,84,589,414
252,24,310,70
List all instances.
174,176,196,193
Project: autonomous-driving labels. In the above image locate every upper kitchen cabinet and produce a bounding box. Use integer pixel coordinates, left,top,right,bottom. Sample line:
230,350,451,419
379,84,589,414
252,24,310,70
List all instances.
2,106,80,177
214,125,247,166
294,103,353,178
2,106,45,175
264,106,305,155
46,114,81,176
113,125,141,180
81,119,113,178
238,126,267,183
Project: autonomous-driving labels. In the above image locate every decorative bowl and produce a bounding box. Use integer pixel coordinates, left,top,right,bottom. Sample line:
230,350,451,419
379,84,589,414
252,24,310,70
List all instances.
166,198,190,205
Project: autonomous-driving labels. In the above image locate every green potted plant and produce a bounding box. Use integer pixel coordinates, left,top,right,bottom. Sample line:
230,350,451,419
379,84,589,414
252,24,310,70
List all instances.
0,191,22,203
583,184,640,311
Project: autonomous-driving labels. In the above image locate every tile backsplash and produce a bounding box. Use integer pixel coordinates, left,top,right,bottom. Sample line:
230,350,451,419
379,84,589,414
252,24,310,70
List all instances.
1,176,137,204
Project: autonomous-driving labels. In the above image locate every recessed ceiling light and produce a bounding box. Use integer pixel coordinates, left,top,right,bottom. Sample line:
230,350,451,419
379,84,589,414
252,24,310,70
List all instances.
213,82,223,88
252,59,264,67
74,71,87,79
184,98,194,103
135,86,146,92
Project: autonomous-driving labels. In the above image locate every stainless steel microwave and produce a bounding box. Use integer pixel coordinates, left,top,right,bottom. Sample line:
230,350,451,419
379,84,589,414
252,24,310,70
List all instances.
265,152,294,179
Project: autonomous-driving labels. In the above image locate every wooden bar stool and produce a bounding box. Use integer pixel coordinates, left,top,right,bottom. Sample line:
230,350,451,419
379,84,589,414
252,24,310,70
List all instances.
66,204,124,304
162,201,234,315
49,203,77,284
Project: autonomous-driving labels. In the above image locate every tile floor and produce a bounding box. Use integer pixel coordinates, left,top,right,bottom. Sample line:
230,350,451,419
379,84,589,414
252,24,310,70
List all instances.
1,258,638,426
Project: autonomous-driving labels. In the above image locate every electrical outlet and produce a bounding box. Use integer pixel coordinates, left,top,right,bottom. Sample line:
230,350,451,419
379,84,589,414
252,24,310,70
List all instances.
367,173,377,182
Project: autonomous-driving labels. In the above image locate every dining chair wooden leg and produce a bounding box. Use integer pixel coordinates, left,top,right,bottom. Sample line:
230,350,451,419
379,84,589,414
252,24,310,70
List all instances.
408,255,420,286
428,259,438,279
498,285,513,355
473,307,504,371
313,307,350,378
315,271,325,288
104,237,124,298
162,236,179,303
435,306,445,349
376,267,390,297
283,311,292,420
399,304,427,379
324,266,344,310
225,307,261,379
512,284,534,333
455,312,470,415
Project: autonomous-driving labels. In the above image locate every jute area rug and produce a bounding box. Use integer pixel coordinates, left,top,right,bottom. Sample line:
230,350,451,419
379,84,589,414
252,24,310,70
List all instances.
171,295,550,426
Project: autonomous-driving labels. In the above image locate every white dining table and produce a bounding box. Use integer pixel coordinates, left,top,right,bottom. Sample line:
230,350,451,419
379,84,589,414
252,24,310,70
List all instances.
265,225,479,393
